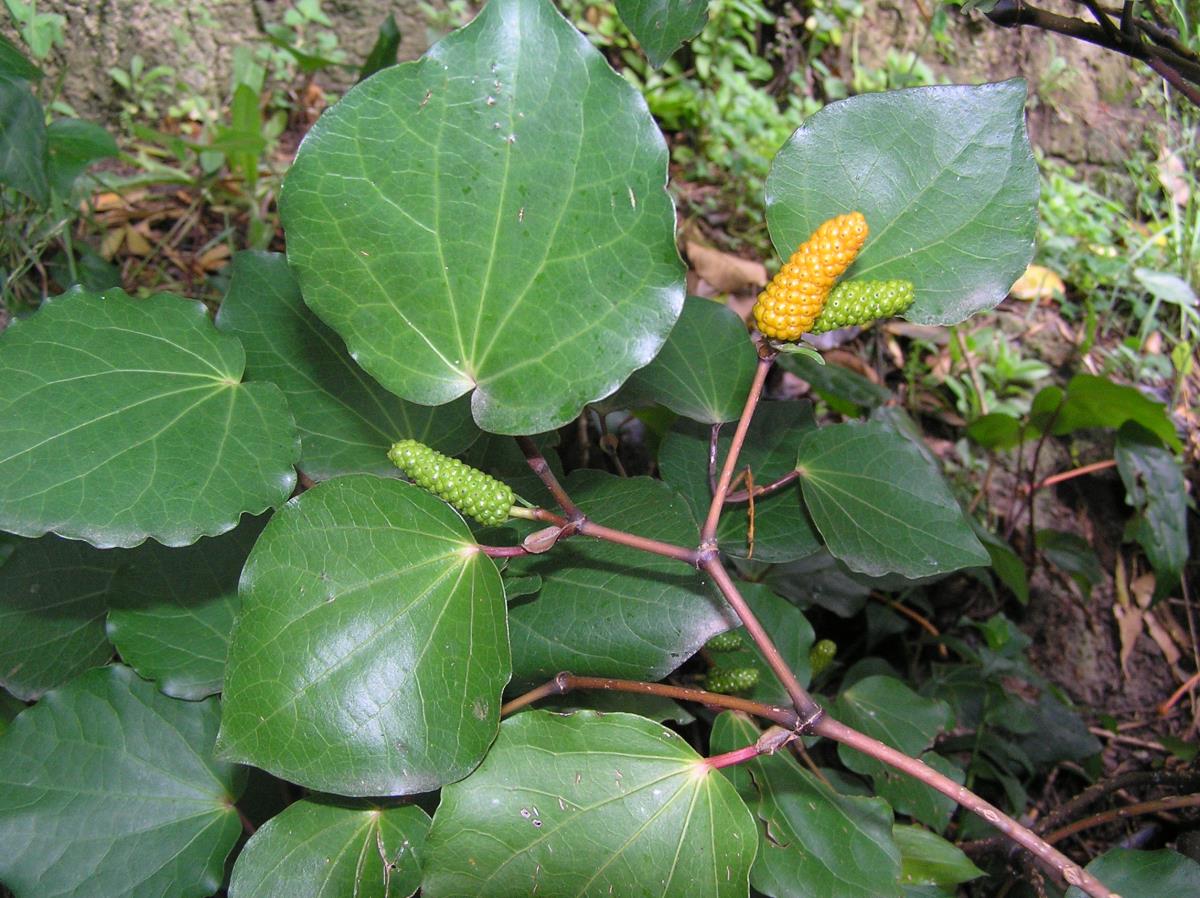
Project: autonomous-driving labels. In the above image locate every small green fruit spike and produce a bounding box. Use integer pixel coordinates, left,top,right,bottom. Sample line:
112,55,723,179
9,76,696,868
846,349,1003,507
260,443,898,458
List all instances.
705,666,760,694
388,439,514,527
809,639,837,677
706,630,746,652
810,279,915,334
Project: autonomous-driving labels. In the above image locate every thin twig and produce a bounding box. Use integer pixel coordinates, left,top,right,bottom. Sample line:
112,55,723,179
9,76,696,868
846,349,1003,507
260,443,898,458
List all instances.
1024,458,1118,494
725,470,800,504
1046,794,1200,844
701,346,776,545
499,672,801,728
1158,669,1200,716
814,716,1119,898
704,557,823,723
516,436,582,520
517,506,700,566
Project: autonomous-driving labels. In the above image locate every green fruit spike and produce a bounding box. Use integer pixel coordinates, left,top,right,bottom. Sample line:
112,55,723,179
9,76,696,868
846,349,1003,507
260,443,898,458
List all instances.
810,279,915,334
388,439,515,527
706,630,746,652
705,666,760,694
809,639,837,676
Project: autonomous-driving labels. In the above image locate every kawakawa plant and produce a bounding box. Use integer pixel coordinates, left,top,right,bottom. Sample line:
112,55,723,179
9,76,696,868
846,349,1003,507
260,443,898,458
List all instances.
1,0,1173,896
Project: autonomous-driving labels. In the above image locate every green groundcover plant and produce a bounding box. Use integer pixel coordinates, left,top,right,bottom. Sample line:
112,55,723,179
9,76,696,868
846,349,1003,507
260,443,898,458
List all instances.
0,1,1196,897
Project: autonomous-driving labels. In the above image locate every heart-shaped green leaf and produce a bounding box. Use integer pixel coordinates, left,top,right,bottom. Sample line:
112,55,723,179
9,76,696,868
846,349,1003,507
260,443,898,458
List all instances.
423,710,756,896
0,289,299,548
0,665,244,898
229,799,430,898
894,824,983,887
623,296,758,424
508,470,735,681
1116,422,1188,600
0,534,123,699
218,475,509,796
46,118,118,196
1065,848,1200,898
795,421,987,578
106,514,268,700
0,75,48,206
712,711,902,898
615,0,708,67
660,401,822,563
281,0,684,435
216,251,478,479
766,80,1037,325
835,676,958,832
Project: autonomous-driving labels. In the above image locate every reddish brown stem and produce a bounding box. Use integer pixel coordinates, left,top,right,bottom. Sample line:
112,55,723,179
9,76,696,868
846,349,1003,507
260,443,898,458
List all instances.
701,348,776,544
1158,670,1200,716
704,557,823,724
499,672,801,729
1024,458,1118,494
725,470,799,504
516,436,582,520
477,543,532,558
814,716,1119,898
1046,793,1200,844
519,508,699,566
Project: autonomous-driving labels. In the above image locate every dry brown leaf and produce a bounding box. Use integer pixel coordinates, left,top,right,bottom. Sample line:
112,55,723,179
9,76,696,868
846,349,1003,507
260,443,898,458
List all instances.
99,226,125,260
1010,264,1066,303
123,224,152,257
685,241,767,295
884,321,949,344
1113,602,1143,678
197,244,232,271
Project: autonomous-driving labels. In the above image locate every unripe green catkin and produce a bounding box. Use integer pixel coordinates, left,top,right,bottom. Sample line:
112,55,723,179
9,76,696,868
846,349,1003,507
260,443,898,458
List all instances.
705,666,760,694
810,279,915,334
388,439,514,527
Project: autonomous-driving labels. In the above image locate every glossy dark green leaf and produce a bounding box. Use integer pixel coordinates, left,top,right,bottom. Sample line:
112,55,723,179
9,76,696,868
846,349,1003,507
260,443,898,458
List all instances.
359,14,402,81
766,80,1037,325
215,251,477,479
218,475,509,796
423,710,757,897
974,525,1028,605
0,665,244,898
795,422,987,578
765,551,872,617
229,799,430,898
894,825,983,887
0,689,22,736
1116,422,1188,599
281,0,684,435
836,675,954,760
1036,529,1101,598
508,471,734,681
0,535,123,700
0,289,299,548
966,412,1023,450
0,34,41,81
45,118,118,196
776,351,890,410
105,514,267,700
712,711,902,898
0,74,48,206
623,297,757,424
659,401,822,563
1051,374,1181,451
615,0,708,67
834,676,958,832
1065,848,1200,898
